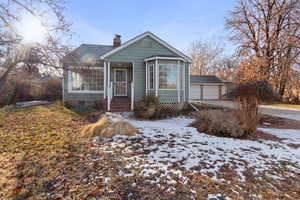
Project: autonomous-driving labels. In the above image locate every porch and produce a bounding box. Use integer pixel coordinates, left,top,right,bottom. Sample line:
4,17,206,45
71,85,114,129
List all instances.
105,61,134,111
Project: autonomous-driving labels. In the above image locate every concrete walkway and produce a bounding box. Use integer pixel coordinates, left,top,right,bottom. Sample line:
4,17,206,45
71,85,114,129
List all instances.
193,100,300,121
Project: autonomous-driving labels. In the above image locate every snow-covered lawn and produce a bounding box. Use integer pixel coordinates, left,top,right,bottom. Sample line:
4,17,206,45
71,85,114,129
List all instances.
94,114,300,199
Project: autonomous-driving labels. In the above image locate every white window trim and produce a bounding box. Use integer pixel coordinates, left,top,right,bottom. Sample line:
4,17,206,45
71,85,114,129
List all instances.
67,68,104,94
68,66,103,70
148,64,155,90
158,63,179,90
144,56,186,62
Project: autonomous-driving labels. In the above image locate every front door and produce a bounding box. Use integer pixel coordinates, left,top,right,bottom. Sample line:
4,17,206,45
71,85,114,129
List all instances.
114,68,127,96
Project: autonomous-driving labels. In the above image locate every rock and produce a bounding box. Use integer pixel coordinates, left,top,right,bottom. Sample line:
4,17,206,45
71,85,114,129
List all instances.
15,101,50,108
262,122,271,126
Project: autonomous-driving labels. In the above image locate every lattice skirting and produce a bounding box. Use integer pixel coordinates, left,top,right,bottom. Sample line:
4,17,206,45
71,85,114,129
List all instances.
158,102,185,113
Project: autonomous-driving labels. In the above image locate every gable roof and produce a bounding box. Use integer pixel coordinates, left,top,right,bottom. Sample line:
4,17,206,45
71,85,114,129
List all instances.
63,44,115,64
100,31,192,63
191,75,224,83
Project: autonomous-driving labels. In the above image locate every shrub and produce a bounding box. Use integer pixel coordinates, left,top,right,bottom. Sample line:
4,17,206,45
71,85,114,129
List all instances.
134,94,160,119
235,96,259,135
0,77,62,105
233,81,264,135
233,81,279,102
41,79,62,101
194,110,247,138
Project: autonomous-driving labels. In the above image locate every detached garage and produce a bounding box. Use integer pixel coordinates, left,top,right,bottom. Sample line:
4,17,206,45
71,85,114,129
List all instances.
190,75,226,100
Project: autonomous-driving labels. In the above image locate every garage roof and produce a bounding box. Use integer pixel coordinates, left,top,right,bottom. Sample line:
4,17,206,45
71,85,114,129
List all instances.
191,75,224,83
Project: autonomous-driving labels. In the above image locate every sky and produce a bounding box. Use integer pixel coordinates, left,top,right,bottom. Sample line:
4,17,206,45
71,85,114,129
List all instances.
65,0,237,53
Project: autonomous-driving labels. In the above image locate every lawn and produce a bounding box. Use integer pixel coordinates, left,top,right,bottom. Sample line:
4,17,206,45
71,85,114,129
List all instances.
0,104,299,199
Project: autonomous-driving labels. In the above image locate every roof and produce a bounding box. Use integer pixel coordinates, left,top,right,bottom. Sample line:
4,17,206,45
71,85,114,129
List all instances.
63,44,115,64
63,31,192,64
100,31,192,63
191,75,224,83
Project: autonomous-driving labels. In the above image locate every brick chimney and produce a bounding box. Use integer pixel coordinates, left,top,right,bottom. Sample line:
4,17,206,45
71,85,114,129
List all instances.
113,34,121,47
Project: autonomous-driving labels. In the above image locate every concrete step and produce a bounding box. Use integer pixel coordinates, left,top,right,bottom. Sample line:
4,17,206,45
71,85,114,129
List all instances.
110,108,131,112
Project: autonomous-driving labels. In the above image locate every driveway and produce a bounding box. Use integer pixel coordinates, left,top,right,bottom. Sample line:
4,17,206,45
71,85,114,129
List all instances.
193,100,300,121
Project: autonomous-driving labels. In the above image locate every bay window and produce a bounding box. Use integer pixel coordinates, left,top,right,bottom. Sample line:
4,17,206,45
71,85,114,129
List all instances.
159,64,178,89
68,67,104,93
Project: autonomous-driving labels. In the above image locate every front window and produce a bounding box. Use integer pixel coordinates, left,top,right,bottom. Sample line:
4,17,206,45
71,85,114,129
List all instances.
148,64,154,89
69,68,104,93
159,64,178,89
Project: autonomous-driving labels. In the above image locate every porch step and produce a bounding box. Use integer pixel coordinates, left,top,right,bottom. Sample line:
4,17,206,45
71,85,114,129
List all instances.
110,98,131,112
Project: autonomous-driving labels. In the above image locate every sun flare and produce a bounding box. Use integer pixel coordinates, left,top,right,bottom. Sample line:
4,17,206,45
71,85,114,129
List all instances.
15,13,47,45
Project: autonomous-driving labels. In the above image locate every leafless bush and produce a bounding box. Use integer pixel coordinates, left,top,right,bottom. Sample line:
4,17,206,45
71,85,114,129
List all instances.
134,94,160,119
234,82,261,135
235,97,259,135
194,110,247,138
0,78,62,105
41,79,62,101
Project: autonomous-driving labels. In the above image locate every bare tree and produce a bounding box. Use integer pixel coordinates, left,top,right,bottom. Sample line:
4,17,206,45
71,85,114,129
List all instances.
214,56,240,82
226,0,300,98
0,0,71,92
188,40,225,75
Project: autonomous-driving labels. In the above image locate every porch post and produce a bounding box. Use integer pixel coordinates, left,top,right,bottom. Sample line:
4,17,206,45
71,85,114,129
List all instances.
188,64,191,102
155,59,158,97
131,62,135,111
108,61,111,111
104,61,107,99
183,62,185,102
177,60,180,103
145,61,148,95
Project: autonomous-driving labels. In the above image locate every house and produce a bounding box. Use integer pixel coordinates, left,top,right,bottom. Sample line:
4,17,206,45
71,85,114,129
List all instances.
190,75,228,100
62,31,192,112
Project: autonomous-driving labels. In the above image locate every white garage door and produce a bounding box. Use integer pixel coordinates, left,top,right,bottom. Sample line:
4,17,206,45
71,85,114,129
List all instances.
203,85,219,100
191,85,201,99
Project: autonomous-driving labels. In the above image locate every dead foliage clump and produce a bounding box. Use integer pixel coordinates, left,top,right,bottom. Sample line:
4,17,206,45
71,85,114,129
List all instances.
0,78,62,106
235,96,260,135
234,82,261,135
81,117,110,138
231,80,279,102
81,117,138,139
134,94,160,119
101,121,138,138
193,110,247,138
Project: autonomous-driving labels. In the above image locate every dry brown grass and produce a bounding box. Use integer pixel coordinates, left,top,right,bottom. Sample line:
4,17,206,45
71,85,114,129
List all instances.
81,117,109,138
193,110,247,138
81,117,138,139
101,121,138,138
235,96,259,135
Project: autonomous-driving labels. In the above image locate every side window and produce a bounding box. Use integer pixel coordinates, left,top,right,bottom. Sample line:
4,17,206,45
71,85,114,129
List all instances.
148,65,154,89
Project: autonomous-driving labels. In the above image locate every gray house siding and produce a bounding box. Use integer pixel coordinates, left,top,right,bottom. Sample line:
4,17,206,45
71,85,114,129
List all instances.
106,36,179,102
